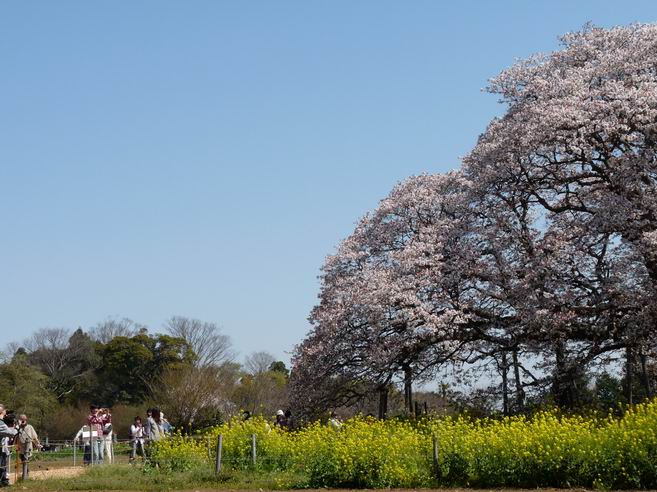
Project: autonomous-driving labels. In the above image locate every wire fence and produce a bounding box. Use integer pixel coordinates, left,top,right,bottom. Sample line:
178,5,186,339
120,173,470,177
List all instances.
0,435,297,486
0,433,238,484
0,438,149,484
1,432,372,483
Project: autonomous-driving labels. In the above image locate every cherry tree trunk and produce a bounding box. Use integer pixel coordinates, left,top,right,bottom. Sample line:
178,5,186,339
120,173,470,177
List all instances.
501,351,509,416
378,385,388,419
640,352,652,399
512,349,524,412
626,345,634,405
403,366,413,414
553,341,572,407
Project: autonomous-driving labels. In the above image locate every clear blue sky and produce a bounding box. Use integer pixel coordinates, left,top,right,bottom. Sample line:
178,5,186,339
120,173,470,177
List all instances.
1,1,655,364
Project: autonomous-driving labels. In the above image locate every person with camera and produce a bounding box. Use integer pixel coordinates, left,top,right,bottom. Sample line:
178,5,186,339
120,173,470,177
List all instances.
87,405,108,465
100,408,113,464
16,414,41,480
0,405,18,487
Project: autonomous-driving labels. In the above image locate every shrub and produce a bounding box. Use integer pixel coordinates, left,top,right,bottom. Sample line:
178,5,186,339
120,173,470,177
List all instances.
162,399,657,489
150,431,208,472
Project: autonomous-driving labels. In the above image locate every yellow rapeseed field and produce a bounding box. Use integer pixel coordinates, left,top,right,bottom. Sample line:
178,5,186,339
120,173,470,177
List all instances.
153,399,657,489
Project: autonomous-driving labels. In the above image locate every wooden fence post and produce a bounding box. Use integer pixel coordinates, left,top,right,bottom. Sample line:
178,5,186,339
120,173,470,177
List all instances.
215,435,223,474
251,434,257,466
21,456,28,481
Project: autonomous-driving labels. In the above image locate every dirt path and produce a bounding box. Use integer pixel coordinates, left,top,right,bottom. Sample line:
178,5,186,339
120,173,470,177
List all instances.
9,466,86,484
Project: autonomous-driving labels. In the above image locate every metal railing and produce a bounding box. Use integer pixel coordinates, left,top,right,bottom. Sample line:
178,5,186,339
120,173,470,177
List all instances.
0,438,146,484
1,432,313,483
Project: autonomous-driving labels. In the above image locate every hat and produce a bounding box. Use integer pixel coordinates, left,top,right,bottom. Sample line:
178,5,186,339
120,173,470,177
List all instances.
276,410,285,416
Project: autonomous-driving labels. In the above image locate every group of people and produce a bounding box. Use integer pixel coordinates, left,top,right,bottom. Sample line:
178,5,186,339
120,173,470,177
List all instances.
128,408,172,462
0,404,41,485
0,402,338,482
75,405,113,465
75,406,172,465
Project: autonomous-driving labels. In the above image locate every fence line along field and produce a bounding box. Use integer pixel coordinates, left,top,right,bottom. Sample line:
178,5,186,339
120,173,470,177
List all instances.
145,400,657,490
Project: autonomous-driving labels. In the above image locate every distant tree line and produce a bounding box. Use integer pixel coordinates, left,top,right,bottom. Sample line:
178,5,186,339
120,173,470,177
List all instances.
0,317,289,439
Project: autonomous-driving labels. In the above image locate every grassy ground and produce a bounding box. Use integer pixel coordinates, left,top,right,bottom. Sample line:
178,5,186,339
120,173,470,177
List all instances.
12,464,307,491
8,464,603,492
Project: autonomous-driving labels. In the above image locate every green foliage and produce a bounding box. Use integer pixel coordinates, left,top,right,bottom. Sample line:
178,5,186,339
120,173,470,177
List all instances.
294,417,432,488
17,400,657,490
420,402,657,489
194,400,657,489
62,329,101,404
150,431,208,472
151,334,197,371
17,464,306,491
99,335,154,404
232,370,288,416
595,372,625,412
0,353,57,428
206,415,293,470
268,361,290,377
0,325,201,438
96,332,194,405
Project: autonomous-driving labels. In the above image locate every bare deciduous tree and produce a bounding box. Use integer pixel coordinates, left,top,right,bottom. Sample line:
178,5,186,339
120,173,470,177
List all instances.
245,351,276,375
150,364,241,429
0,342,21,363
233,370,288,416
165,316,234,367
23,328,71,377
90,317,143,343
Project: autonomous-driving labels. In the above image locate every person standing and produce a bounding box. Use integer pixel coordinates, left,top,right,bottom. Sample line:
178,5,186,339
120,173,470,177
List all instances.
101,409,113,464
129,416,145,462
0,406,17,487
87,405,108,464
160,412,172,435
145,409,163,443
143,409,152,440
74,424,93,465
16,414,40,480
144,409,164,460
